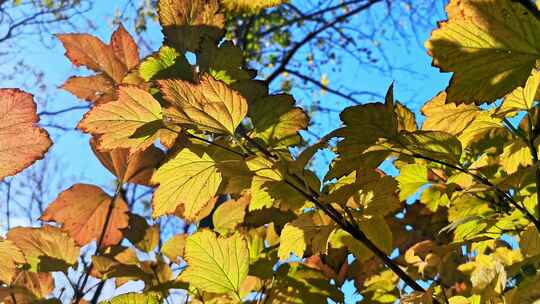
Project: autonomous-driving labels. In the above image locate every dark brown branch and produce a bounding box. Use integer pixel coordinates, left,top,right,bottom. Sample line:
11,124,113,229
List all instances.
74,183,123,304
265,0,383,84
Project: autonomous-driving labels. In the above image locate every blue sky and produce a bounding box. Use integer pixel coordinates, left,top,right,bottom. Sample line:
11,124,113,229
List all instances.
0,0,453,302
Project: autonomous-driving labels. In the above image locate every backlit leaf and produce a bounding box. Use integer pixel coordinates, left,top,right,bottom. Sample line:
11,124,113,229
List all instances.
0,89,52,180
180,230,249,297
0,239,26,284
40,184,129,248
91,138,165,186
151,146,222,219
159,74,248,135
425,0,540,103
139,46,193,82
101,292,160,304
110,24,140,71
221,0,285,12
249,94,308,148
61,74,115,105
79,86,172,153
7,226,79,272
421,92,479,135
158,0,224,52
497,70,540,117
57,33,127,83
161,234,187,262
212,194,250,235
396,164,429,201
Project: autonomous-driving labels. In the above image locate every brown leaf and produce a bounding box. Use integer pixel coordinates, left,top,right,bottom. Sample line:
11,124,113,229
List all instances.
110,24,140,71
61,74,116,105
40,184,129,248
0,89,52,179
90,137,164,186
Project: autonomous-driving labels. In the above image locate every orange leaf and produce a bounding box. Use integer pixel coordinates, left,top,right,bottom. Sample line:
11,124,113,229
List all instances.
0,89,52,180
57,33,127,83
61,74,116,105
0,239,26,284
90,137,164,186
110,24,140,71
40,184,129,248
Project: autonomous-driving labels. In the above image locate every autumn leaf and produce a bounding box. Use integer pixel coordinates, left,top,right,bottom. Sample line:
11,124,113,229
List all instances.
61,74,116,105
249,94,308,148
0,239,26,284
425,0,540,103
0,89,52,180
101,292,160,304
40,184,129,248
90,137,165,186
220,0,285,12
180,230,249,297
79,86,174,152
421,92,479,135
2,271,55,303
57,33,127,83
6,226,79,272
159,74,248,135
212,194,250,235
139,46,193,82
198,41,254,84
161,234,187,262
497,70,540,117
158,0,224,52
124,214,160,253
110,24,140,71
151,146,222,219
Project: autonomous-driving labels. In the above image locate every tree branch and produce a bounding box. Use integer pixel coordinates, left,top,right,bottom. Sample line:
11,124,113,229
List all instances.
265,0,383,84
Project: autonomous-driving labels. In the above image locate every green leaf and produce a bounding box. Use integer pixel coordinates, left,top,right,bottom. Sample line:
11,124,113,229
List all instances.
139,46,193,81
398,130,462,165
396,164,429,201
180,230,249,297
425,0,540,103
198,41,253,84
151,146,222,219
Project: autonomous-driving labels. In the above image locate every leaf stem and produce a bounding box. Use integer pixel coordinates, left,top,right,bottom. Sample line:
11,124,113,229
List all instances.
233,131,438,301
74,182,123,304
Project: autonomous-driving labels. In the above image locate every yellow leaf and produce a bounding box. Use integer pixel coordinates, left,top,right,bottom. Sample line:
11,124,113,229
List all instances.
421,92,479,135
213,194,250,235
158,0,224,52
500,141,532,174
221,0,285,13
79,86,172,153
159,74,248,135
497,70,540,117
7,226,80,272
151,146,222,219
425,0,540,103
0,240,26,284
180,230,249,297
161,234,187,262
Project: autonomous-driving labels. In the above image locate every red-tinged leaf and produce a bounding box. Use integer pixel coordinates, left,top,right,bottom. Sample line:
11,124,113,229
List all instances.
40,184,129,248
57,33,127,83
61,74,116,105
110,24,140,71
0,89,52,180
90,137,164,186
